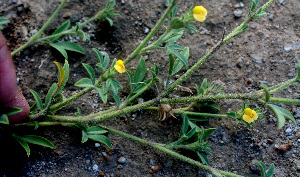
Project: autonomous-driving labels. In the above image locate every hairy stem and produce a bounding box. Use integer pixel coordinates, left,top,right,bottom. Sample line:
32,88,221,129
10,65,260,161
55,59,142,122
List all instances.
98,125,243,177
161,0,276,98
269,97,300,105
47,92,263,123
125,0,179,63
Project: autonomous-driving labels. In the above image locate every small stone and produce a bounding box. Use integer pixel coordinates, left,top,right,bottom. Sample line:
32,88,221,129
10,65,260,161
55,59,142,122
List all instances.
250,54,263,64
95,143,101,147
233,9,243,18
117,164,123,169
296,160,300,171
86,160,91,164
269,15,274,21
99,172,105,177
267,139,273,143
285,128,292,135
296,132,300,139
284,42,300,51
240,2,244,8
101,152,107,157
250,160,260,174
30,29,38,35
118,157,126,164
277,140,292,153
144,27,150,34
93,164,99,171
279,0,285,4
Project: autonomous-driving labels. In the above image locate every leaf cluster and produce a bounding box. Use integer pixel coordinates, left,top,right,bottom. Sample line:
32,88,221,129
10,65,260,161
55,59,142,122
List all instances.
166,114,215,165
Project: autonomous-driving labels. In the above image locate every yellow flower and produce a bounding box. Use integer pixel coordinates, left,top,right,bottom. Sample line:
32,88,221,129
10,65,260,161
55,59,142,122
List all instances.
193,6,207,22
114,60,125,73
243,108,258,123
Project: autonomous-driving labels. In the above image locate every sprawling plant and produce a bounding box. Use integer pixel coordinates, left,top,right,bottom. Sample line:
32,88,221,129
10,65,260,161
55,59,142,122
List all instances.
1,0,298,176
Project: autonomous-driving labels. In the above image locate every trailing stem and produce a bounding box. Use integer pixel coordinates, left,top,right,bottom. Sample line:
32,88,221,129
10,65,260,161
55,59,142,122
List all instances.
98,125,243,177
47,92,263,123
11,0,67,56
48,0,180,113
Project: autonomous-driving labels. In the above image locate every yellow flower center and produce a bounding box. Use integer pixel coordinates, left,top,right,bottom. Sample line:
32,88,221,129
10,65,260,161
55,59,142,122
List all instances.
244,108,253,117
243,108,258,123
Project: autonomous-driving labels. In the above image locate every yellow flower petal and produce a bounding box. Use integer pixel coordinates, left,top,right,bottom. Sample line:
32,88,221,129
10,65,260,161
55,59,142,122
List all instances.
193,14,206,22
114,60,125,73
243,114,254,123
251,110,258,120
193,6,207,16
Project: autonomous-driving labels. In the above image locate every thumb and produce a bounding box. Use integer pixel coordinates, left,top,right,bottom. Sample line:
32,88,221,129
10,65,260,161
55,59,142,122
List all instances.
0,31,29,123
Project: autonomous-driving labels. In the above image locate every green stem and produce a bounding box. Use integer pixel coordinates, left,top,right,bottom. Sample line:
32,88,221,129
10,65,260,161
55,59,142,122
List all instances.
139,30,169,53
183,111,229,118
268,77,298,93
145,107,229,118
160,40,224,98
48,0,179,113
160,0,276,98
224,0,275,42
11,0,67,56
269,97,300,105
47,92,262,123
124,0,179,64
98,125,243,177
13,122,75,127
123,81,156,107
49,71,111,113
34,16,98,43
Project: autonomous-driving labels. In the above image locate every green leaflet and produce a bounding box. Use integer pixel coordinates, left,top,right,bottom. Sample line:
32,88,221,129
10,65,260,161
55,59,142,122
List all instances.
13,134,56,157
75,78,94,87
82,63,96,85
44,83,57,108
30,89,43,111
267,104,296,129
50,42,85,59
50,20,70,42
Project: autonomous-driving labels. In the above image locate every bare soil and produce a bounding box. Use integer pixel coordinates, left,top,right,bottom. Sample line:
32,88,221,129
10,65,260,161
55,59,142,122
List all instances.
0,0,299,176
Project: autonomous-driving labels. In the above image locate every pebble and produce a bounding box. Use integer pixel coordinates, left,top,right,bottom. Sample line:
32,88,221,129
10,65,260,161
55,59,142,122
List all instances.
296,160,300,171
95,143,101,147
250,54,263,64
118,157,126,164
233,9,243,18
296,132,300,139
86,160,90,164
234,2,244,8
279,0,285,4
267,139,273,143
269,15,274,21
93,164,99,171
144,27,150,34
284,42,300,51
285,128,292,135
250,160,260,174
